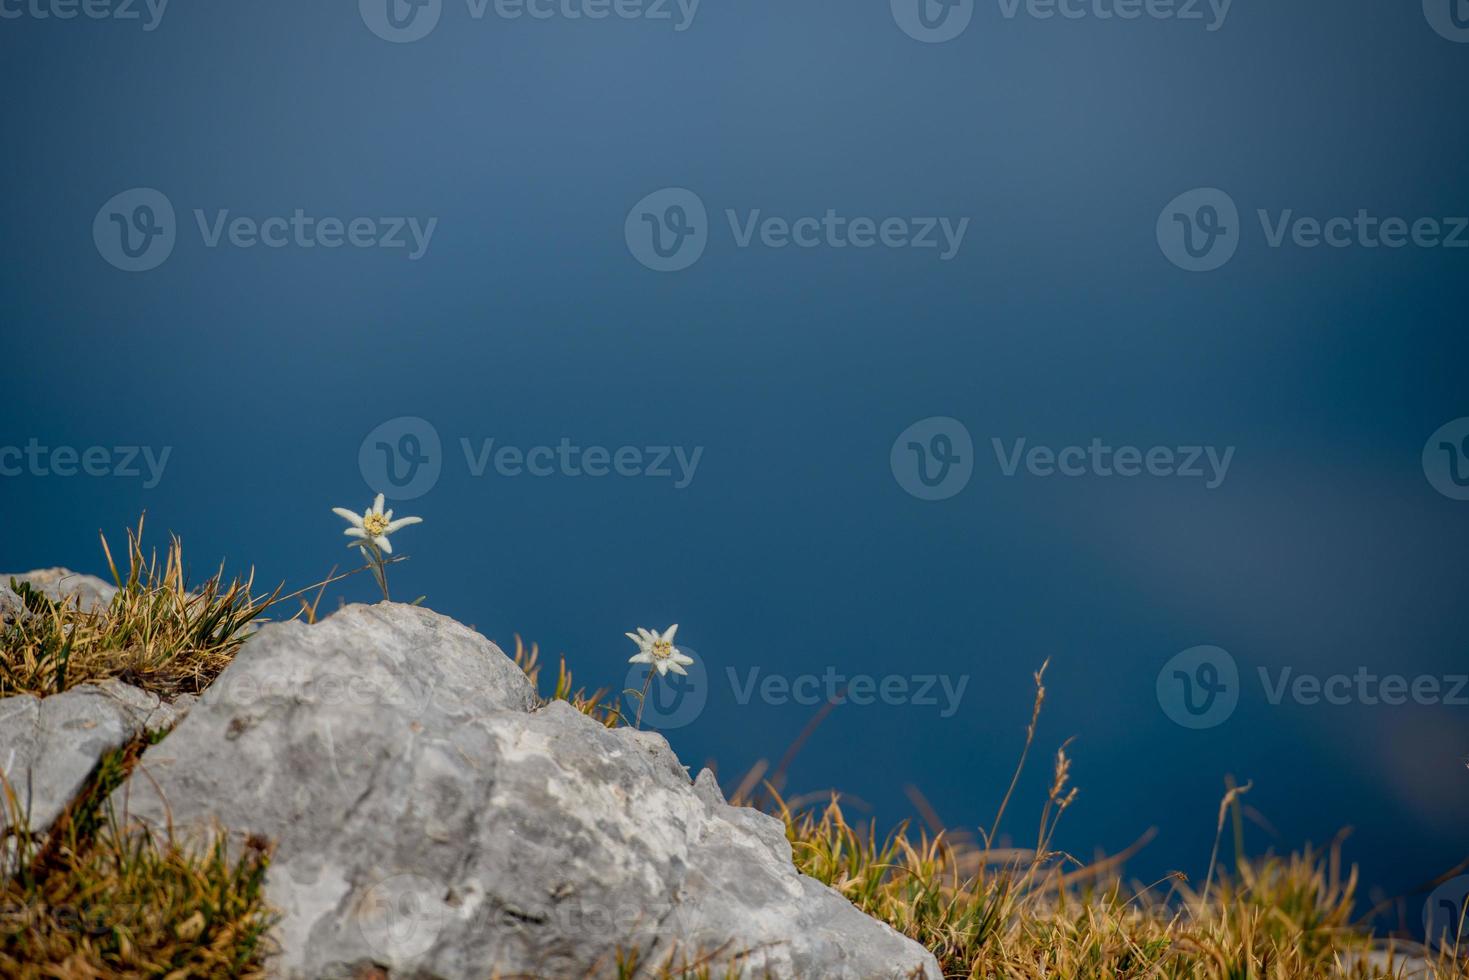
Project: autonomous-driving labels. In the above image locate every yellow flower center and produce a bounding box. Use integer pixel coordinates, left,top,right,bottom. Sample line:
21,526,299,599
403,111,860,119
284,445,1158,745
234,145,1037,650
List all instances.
362,512,390,536
652,639,673,660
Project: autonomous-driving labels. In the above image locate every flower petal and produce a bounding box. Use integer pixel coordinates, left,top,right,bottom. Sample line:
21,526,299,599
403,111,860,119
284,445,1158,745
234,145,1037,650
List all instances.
662,624,679,644
628,652,652,664
375,536,392,554
385,515,423,533
372,493,385,514
344,527,368,539
667,661,688,676
672,651,693,666
636,627,655,642
333,507,364,527
654,660,670,676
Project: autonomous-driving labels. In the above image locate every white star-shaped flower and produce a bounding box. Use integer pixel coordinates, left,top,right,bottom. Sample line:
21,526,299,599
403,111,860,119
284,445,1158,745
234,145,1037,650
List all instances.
626,624,693,677
332,493,422,554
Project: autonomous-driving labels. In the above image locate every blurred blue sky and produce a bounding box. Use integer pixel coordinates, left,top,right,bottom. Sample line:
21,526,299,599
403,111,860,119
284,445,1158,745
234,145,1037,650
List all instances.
2,0,1467,927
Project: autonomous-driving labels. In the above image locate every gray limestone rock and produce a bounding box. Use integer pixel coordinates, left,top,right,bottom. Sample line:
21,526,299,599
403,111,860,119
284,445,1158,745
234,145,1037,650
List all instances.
112,602,939,980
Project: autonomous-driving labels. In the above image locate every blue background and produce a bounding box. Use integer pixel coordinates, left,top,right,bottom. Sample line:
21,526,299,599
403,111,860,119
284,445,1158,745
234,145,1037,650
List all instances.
3,0,1467,934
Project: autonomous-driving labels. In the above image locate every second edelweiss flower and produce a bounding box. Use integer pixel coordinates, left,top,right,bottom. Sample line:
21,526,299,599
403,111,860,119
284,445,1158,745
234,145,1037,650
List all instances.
332,493,422,601
626,624,694,677
333,494,421,554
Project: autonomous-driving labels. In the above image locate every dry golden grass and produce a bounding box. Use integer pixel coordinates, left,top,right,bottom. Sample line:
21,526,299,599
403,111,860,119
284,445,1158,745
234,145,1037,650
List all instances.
532,654,1468,980
1,518,274,700
1,739,275,979
3,524,1463,979
514,634,623,726
753,668,1468,980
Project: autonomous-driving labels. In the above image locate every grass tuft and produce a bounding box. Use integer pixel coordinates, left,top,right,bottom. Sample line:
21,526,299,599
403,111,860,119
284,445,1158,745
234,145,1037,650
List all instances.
757,672,1468,980
1,517,275,699
513,634,623,726
4,529,1464,980
1,739,276,978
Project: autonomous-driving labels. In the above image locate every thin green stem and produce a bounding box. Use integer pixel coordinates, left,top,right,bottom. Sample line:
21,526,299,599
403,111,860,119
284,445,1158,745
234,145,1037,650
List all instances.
360,543,390,601
634,670,654,730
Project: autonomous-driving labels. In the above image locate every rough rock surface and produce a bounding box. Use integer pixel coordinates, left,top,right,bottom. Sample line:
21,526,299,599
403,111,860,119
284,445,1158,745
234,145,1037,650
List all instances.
0,680,191,840
113,603,940,980
1,567,118,615
1,569,183,844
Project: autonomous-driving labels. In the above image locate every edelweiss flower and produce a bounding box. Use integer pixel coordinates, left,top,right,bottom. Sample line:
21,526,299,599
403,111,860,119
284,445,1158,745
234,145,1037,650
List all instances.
333,494,422,554
626,624,693,677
